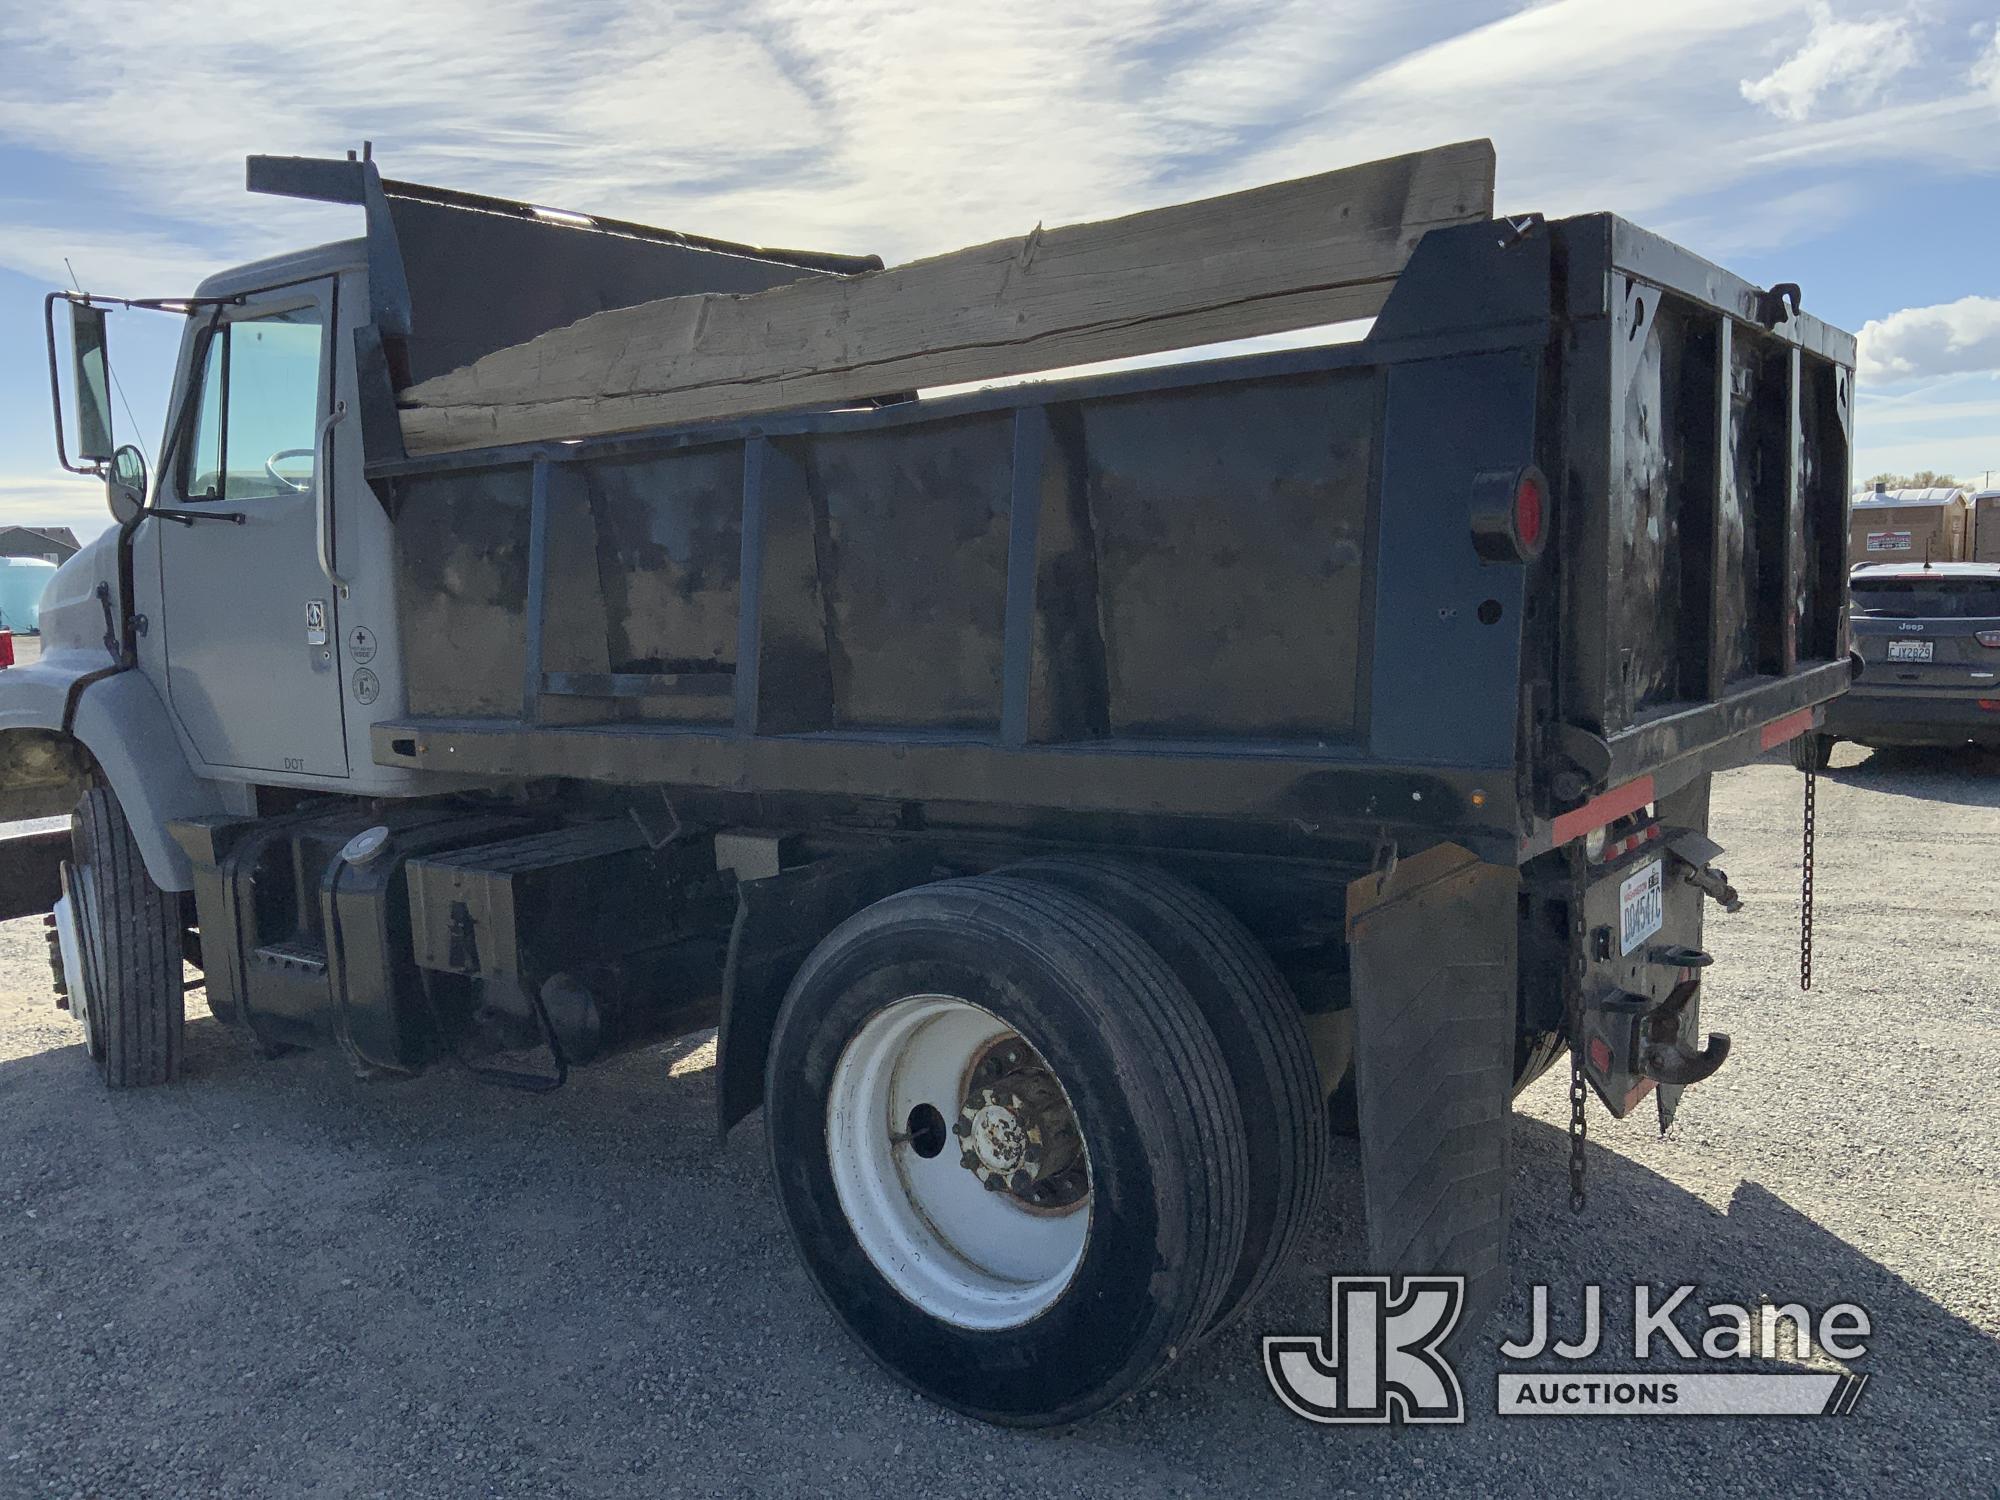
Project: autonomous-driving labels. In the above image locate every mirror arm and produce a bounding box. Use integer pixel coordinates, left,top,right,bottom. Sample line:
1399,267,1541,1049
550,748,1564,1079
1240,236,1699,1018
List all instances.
141,506,246,528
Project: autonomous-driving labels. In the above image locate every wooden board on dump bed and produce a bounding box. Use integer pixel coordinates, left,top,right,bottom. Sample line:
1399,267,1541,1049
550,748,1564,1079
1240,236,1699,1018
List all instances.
398,139,1496,455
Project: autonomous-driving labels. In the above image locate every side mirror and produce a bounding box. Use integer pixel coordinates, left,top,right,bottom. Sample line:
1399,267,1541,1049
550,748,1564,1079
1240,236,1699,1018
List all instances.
69,302,115,464
107,444,148,526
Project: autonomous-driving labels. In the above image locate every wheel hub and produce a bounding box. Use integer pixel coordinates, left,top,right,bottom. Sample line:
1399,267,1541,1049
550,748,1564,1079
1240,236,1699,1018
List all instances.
967,1101,1027,1173
955,1040,1087,1209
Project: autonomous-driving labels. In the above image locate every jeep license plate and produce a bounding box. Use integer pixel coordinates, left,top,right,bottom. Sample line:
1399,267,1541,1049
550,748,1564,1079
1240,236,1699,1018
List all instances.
1619,860,1665,956
1887,639,1933,661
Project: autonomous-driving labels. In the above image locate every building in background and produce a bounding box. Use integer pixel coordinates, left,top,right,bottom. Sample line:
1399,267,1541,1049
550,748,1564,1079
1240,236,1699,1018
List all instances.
1849,484,1970,567
0,526,79,565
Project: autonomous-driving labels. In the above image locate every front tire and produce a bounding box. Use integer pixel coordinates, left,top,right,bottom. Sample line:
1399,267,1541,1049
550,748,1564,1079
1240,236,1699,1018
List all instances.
1788,732,1833,772
765,875,1249,1427
67,787,183,1088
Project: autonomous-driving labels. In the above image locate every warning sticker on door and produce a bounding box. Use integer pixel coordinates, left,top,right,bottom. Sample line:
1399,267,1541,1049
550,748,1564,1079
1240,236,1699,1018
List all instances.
305,599,327,646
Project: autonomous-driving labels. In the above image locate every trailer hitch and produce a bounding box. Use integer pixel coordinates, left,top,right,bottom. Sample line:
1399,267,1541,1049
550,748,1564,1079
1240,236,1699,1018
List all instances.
1640,979,1731,1088
1578,978,1731,1117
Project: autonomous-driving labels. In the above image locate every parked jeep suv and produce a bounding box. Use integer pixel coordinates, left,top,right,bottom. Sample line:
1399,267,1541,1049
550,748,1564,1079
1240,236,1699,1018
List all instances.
1803,562,2000,766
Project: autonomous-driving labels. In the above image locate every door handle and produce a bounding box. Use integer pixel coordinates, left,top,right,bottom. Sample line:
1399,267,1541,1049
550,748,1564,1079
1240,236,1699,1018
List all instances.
316,401,350,591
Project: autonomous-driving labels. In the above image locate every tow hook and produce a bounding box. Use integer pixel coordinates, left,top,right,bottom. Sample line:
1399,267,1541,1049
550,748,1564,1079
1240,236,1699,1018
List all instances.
1668,830,1742,913
1579,978,1732,1117
1641,979,1730,1088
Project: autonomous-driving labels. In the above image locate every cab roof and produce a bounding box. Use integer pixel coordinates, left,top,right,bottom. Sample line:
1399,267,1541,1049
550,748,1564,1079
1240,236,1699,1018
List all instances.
194,239,367,300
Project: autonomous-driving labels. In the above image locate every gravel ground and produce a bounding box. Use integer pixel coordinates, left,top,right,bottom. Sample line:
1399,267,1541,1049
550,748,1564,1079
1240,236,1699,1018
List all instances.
0,747,1994,1498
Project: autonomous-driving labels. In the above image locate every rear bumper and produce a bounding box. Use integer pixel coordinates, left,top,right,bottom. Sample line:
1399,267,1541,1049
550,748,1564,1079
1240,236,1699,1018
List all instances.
1824,689,2000,746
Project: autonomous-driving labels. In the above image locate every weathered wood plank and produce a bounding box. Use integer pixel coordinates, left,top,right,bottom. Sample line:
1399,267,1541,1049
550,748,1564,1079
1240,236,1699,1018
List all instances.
400,139,1494,454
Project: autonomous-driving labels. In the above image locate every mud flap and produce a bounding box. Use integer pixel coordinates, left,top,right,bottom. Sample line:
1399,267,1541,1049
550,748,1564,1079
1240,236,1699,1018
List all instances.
1346,843,1519,1339
715,844,937,1135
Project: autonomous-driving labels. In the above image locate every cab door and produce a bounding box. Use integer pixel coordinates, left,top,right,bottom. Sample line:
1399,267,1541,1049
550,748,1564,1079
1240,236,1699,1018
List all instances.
157,278,349,778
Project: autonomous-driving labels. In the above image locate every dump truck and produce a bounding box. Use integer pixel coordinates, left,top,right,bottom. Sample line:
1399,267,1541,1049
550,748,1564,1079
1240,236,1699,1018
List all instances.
7,140,1854,1427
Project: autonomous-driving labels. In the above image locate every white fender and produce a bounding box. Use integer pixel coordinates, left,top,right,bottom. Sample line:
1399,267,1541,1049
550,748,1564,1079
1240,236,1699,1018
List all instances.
0,648,227,891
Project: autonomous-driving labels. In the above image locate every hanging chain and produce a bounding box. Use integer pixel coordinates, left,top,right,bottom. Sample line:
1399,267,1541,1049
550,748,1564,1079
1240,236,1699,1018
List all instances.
1567,1050,1589,1213
1562,835,1591,1215
1800,763,1816,991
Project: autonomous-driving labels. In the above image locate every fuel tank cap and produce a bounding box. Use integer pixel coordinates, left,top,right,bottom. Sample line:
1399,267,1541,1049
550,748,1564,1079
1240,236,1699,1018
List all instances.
340,825,392,865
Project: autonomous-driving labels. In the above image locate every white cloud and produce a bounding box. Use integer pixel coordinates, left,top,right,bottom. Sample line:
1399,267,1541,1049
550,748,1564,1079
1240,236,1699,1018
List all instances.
1975,26,2000,99
0,0,1993,350
1858,296,2000,383
0,476,115,541
1654,182,1861,258
0,222,224,298
1740,3,1918,122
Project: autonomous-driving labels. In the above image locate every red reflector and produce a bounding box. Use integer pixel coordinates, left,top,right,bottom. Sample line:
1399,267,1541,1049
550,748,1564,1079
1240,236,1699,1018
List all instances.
1515,473,1545,550
1977,631,2000,649
1588,1037,1614,1073
1759,707,1815,749
1980,700,2000,712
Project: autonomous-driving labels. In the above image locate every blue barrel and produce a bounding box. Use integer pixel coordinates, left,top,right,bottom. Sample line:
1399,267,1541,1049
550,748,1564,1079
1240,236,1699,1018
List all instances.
0,557,60,633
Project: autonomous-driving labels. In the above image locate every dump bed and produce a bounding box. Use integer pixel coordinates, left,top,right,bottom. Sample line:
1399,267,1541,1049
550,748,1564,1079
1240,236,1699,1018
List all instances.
364,213,1854,864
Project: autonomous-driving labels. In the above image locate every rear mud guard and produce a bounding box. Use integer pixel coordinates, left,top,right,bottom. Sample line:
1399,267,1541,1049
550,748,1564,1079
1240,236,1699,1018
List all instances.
716,844,937,1136
1345,842,1519,1337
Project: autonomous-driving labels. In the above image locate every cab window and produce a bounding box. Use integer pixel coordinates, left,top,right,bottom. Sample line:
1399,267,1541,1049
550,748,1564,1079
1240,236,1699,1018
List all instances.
179,306,324,501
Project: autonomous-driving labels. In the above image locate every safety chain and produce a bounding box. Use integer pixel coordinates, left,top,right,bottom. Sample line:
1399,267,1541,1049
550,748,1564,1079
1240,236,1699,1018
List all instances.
1567,1050,1589,1213
1800,763,1816,991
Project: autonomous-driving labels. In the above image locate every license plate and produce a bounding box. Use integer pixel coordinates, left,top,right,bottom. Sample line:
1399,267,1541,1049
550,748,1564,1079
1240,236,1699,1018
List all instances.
1887,639,1933,661
1619,860,1664,956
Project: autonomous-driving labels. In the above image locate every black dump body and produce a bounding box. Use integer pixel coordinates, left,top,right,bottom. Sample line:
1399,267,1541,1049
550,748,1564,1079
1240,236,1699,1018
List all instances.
363,214,1855,872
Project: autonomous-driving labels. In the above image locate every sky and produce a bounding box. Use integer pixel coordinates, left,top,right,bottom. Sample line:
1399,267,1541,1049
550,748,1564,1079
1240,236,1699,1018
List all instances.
3,0,1999,542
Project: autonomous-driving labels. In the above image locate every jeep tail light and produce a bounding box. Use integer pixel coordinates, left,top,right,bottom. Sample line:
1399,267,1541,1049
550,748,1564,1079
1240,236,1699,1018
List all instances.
1975,630,2000,648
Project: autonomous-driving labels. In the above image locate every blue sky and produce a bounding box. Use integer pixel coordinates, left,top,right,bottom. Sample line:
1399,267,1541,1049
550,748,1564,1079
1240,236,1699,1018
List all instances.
4,0,1999,539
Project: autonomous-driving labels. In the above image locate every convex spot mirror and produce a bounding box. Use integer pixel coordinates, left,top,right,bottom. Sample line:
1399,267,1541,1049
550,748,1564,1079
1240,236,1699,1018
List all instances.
107,445,148,526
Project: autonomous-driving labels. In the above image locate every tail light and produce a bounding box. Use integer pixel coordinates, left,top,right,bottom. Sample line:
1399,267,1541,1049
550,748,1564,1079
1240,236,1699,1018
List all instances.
1513,471,1545,552
1976,630,2000,648
1470,464,1550,563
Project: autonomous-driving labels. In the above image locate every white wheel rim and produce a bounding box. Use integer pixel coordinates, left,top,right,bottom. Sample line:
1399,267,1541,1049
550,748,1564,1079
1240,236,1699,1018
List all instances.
826,995,1091,1330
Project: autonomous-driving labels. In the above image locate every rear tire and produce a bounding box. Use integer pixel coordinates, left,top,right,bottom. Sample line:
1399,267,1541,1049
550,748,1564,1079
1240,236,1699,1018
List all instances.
764,875,1249,1427
1001,855,1327,1330
68,787,183,1088
1788,733,1833,772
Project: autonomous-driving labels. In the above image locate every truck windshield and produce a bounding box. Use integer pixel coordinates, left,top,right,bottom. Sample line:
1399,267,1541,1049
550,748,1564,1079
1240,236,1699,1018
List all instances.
180,306,324,502
1850,577,2000,618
